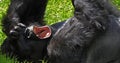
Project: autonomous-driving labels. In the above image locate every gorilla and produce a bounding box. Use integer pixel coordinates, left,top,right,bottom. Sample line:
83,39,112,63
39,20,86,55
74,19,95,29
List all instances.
47,0,120,63
1,0,64,62
1,0,120,63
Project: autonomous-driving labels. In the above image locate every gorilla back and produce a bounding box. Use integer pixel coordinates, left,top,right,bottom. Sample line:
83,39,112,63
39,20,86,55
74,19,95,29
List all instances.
86,16,120,63
47,0,120,63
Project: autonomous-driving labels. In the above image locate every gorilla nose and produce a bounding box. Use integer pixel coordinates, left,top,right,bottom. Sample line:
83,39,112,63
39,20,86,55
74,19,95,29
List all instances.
9,30,19,39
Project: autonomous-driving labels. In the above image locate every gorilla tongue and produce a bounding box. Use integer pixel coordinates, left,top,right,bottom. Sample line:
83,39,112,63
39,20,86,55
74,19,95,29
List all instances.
33,26,51,39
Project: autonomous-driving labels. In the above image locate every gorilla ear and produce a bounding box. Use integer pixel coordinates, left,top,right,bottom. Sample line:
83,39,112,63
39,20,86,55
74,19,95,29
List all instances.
33,26,52,39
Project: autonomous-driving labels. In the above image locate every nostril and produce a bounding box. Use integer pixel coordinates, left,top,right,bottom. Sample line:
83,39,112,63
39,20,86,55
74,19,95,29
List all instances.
10,30,15,34
14,26,21,31
9,30,19,38
14,26,19,30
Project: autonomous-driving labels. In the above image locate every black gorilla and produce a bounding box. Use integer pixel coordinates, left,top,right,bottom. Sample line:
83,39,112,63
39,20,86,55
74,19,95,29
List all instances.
1,0,120,63
2,0,48,36
47,0,120,63
1,0,64,62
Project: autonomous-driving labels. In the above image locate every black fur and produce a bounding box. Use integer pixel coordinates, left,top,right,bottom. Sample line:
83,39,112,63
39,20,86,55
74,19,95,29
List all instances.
1,0,65,62
1,0,120,63
2,0,48,37
1,21,64,62
47,0,120,63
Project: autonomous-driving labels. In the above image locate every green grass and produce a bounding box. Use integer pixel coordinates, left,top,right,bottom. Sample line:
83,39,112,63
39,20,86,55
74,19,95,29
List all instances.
0,0,9,62
0,0,120,63
0,0,9,45
113,0,120,9
45,0,73,25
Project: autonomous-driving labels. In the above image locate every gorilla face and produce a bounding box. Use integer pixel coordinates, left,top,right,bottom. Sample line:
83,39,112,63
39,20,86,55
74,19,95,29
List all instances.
1,21,65,62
